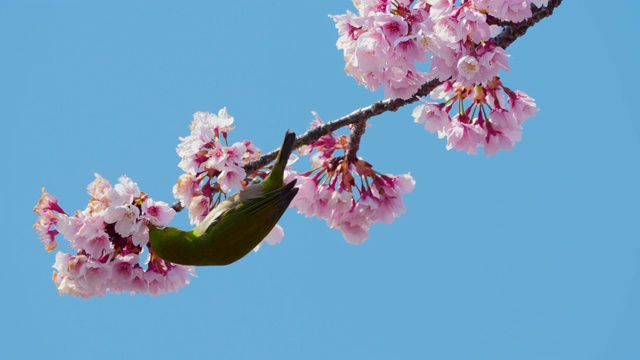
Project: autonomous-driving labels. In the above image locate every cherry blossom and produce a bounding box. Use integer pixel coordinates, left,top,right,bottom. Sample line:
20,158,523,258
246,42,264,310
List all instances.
331,0,547,99
173,108,293,250
412,77,538,155
33,188,64,252
290,114,415,244
330,0,432,99
33,175,193,298
175,109,260,224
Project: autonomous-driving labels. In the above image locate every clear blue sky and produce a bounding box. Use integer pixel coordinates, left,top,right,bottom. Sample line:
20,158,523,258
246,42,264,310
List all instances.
3,1,640,359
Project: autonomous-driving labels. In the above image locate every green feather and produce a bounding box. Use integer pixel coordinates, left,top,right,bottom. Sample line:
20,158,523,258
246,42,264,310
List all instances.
149,131,298,266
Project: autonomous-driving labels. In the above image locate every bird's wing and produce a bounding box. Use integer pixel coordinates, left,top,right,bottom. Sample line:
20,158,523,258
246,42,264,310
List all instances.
233,180,298,219
193,183,265,237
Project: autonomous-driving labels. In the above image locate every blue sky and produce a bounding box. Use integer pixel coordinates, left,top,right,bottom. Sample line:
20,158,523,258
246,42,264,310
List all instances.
3,1,640,359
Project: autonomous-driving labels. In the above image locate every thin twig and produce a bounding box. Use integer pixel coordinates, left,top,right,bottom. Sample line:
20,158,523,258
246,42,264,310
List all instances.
345,121,367,162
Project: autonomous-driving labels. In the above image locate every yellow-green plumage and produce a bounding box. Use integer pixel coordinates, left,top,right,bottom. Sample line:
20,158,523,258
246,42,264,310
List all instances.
149,131,298,266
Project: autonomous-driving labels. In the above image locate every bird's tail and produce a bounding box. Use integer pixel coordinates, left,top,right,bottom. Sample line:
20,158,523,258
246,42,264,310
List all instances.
267,131,296,187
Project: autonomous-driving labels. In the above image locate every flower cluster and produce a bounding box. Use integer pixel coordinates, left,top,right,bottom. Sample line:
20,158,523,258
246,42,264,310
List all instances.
331,0,549,99
330,0,432,99
413,77,538,155
174,109,261,225
33,175,195,298
173,108,287,249
291,114,415,244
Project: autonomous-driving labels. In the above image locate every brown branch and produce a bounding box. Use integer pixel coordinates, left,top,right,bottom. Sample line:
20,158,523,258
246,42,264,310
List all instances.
345,121,367,162
256,0,564,168
171,0,563,212
242,77,443,175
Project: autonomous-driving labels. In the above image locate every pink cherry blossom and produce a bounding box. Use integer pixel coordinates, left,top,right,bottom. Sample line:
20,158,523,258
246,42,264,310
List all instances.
413,101,451,135
332,0,544,98
486,0,533,23
218,164,246,194
374,13,409,47
412,78,537,156
87,173,112,211
334,218,369,245
433,14,460,43
131,221,150,247
142,199,176,227
457,55,481,81
33,188,63,251
174,108,277,226
107,254,138,294
371,174,414,224
79,259,112,296
203,140,228,171
253,224,285,252
34,174,194,298
289,175,320,218
144,270,167,296
264,224,285,246
33,216,58,252
242,140,262,162
476,41,511,77
54,213,83,248
171,108,296,249
34,187,65,215
290,114,415,244
187,195,210,225
127,267,150,294
190,108,234,140
445,114,486,154
330,0,433,99
456,6,492,43
508,89,539,124
426,0,456,21
79,222,112,257
483,107,522,156
104,204,141,238
107,176,141,207
173,173,201,210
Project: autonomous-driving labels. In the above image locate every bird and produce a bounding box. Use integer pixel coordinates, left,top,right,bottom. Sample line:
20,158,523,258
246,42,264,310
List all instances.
149,131,299,266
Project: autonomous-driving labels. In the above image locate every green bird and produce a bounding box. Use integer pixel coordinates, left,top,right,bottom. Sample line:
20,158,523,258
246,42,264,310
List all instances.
149,131,299,266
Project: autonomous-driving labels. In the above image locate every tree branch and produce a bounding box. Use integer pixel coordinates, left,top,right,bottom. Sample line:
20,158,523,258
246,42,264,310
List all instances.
248,0,564,173
171,0,563,212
